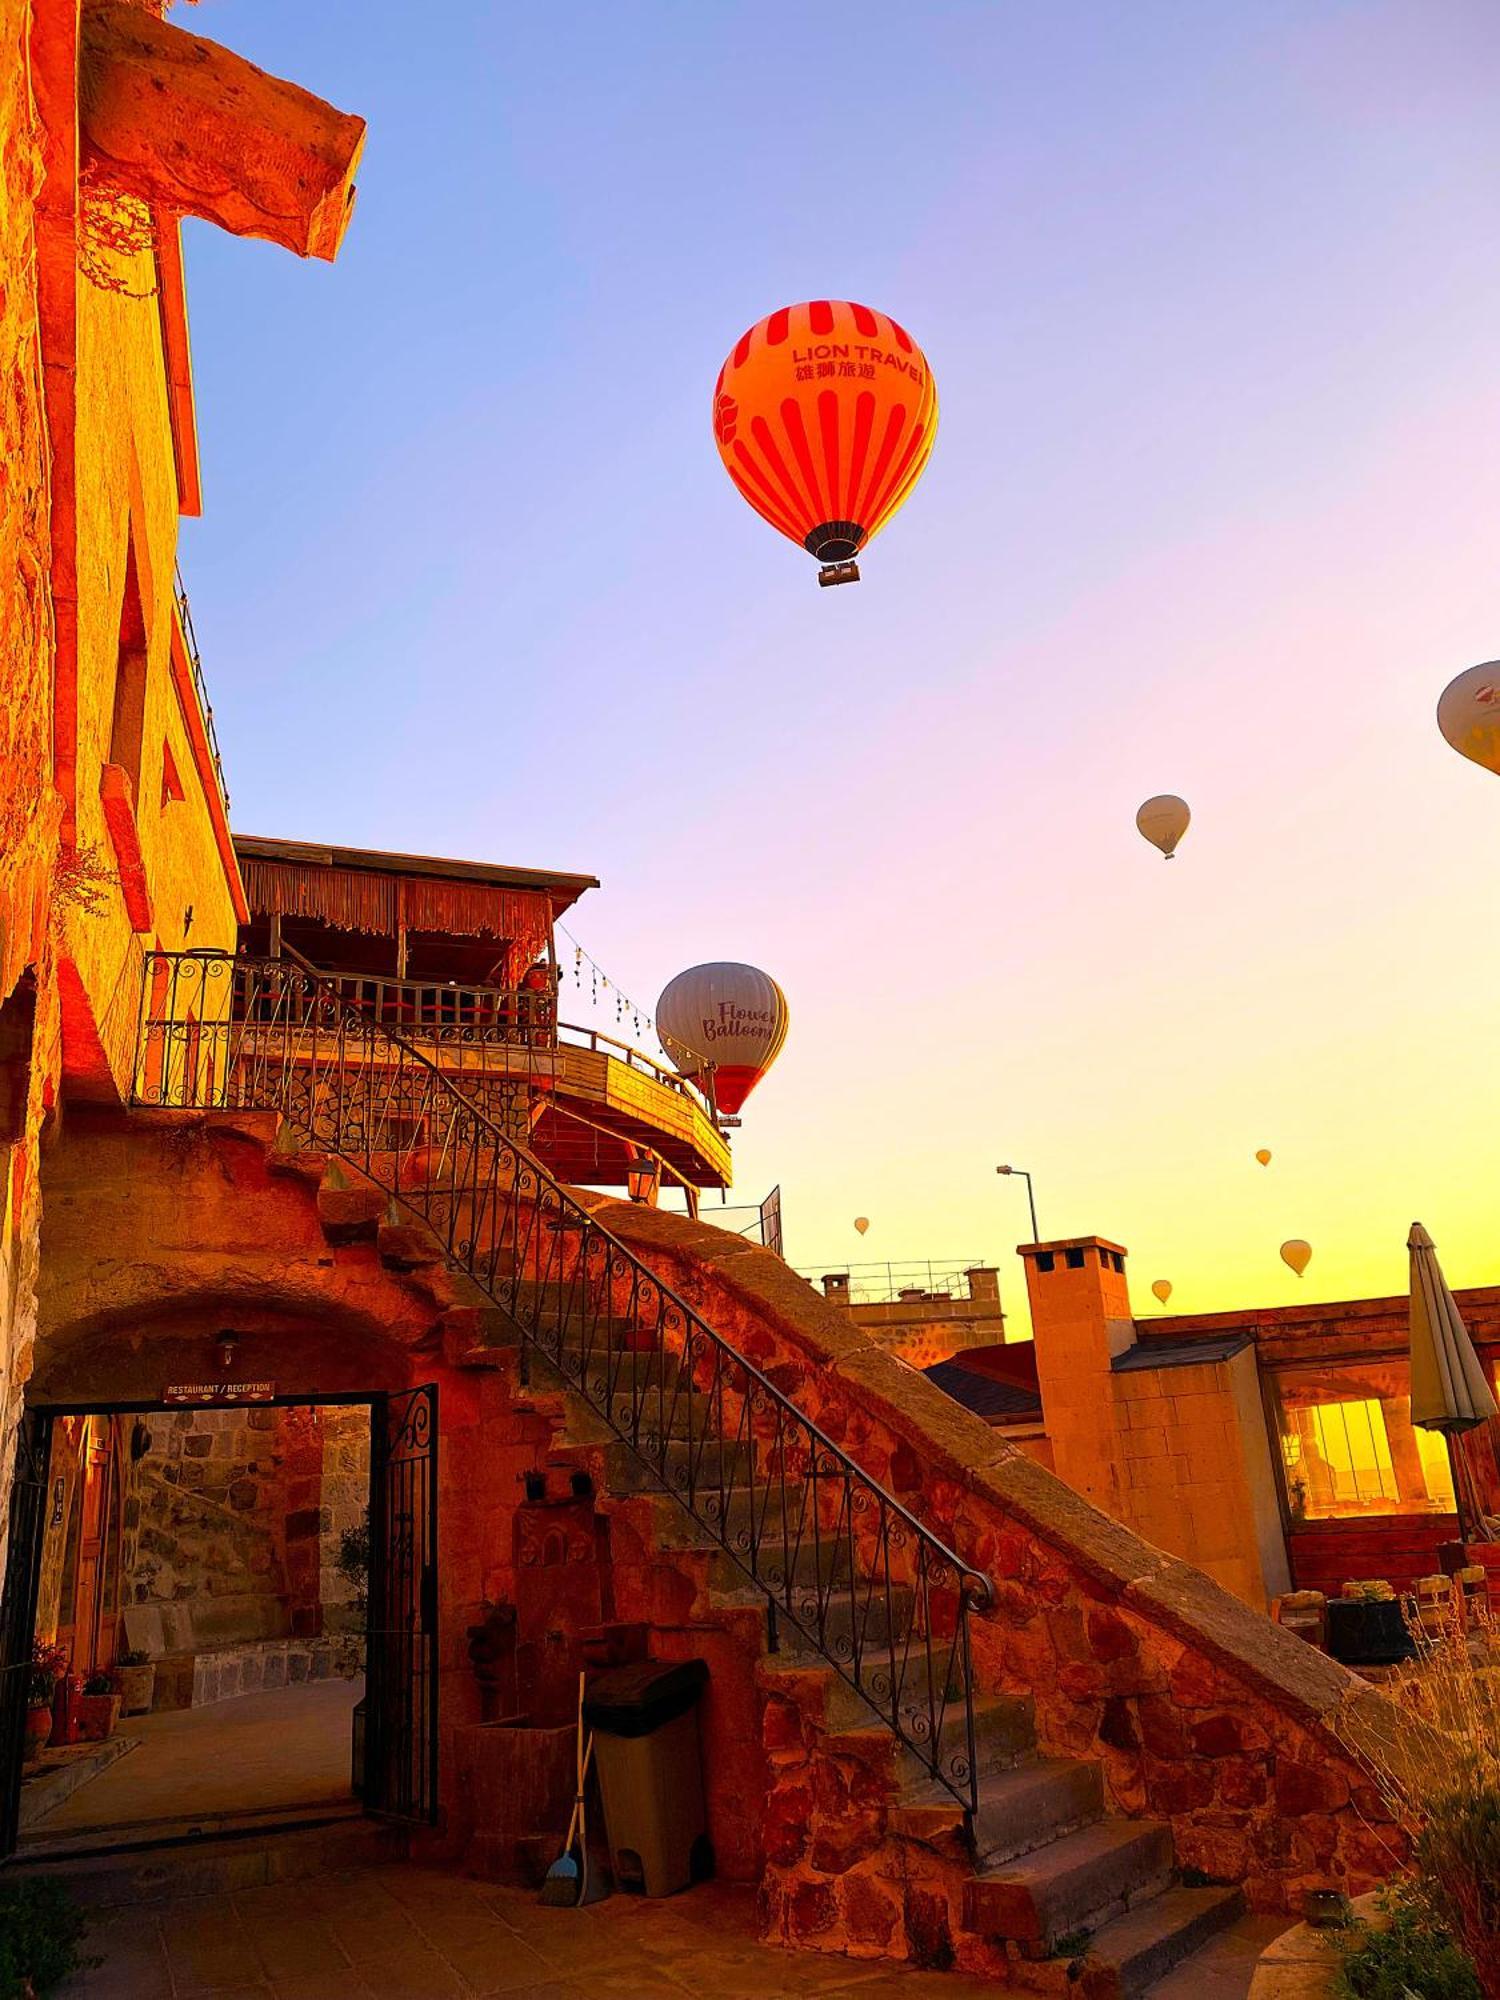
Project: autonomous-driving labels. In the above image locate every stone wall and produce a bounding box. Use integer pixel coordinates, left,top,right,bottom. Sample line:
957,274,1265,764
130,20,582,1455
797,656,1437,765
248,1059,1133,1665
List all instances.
0,0,61,1582
591,1202,1417,1918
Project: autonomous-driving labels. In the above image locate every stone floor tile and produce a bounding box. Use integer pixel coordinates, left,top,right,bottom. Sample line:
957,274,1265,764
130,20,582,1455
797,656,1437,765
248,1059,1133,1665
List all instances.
424,1929,556,1994
1150,1913,1292,1999
245,1914,357,1982
350,1939,471,1997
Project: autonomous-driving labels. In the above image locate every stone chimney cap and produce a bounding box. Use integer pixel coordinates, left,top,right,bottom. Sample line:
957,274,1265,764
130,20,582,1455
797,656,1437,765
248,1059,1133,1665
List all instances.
1017,1236,1128,1260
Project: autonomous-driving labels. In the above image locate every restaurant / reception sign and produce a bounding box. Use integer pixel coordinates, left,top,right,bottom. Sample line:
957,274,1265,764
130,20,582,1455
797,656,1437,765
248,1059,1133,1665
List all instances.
164,1381,276,1406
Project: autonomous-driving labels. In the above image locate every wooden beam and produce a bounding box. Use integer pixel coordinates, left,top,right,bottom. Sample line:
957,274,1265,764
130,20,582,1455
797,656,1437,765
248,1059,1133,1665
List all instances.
79,3,365,262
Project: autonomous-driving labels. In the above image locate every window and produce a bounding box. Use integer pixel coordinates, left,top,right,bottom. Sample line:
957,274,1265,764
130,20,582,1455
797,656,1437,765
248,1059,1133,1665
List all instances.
1272,1359,1458,1520
160,740,186,808
0,969,38,1145
109,538,148,798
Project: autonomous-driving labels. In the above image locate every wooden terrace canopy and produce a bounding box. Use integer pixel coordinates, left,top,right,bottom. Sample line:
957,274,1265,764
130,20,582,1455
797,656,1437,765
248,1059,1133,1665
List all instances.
234,836,598,984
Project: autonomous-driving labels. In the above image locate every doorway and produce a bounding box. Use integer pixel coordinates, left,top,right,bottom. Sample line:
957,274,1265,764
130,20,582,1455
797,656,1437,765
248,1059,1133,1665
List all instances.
0,1385,436,1860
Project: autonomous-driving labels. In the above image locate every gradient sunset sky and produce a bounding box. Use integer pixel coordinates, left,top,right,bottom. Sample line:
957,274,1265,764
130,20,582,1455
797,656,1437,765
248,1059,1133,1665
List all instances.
179,1,1500,1333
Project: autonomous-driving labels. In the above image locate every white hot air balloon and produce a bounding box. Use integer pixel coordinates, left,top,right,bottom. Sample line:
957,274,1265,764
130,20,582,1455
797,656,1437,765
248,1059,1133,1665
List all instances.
853,1217,870,1236
1438,664,1500,777
1136,795,1191,859
656,963,789,1115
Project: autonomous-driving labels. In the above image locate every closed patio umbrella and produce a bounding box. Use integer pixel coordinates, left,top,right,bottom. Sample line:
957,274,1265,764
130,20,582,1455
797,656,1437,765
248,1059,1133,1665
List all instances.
1408,1221,1498,1547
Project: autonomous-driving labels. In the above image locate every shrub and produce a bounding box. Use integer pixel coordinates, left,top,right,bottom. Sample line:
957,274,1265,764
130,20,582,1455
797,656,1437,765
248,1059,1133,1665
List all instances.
0,1880,96,1998
336,1508,370,1618
1331,1886,1480,2000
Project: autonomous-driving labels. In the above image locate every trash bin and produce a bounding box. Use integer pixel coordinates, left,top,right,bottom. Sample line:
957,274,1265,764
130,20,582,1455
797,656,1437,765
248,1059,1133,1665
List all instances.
583,1658,710,1897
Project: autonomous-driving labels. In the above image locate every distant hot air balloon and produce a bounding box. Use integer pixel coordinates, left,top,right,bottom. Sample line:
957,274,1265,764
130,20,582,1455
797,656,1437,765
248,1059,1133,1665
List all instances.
1438,663,1500,776
1281,1239,1312,1279
1255,1149,1272,1167
854,1217,870,1236
1151,1279,1173,1306
1136,795,1191,859
656,963,789,1116
713,301,938,587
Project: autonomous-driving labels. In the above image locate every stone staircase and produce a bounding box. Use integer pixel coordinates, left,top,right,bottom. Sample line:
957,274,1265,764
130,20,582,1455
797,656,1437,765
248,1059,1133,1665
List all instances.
156,1112,1251,1992
449,1271,1247,1994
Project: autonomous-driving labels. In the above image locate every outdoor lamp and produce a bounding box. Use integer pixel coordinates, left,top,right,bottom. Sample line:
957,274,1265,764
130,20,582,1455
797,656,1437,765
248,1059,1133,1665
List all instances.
216,1328,239,1373
995,1164,1040,1243
626,1155,661,1206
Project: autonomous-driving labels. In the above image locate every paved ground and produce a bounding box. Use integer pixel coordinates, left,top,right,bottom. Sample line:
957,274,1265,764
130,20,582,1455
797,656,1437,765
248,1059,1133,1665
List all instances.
58,1864,1288,1998
27,1679,361,1841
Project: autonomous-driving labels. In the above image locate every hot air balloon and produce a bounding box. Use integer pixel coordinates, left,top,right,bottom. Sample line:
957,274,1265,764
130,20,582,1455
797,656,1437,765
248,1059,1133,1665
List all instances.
1255,1149,1272,1167
1151,1279,1173,1306
712,301,938,587
854,1217,870,1236
1437,663,1500,776
1136,795,1190,859
656,963,789,1116
1281,1239,1312,1279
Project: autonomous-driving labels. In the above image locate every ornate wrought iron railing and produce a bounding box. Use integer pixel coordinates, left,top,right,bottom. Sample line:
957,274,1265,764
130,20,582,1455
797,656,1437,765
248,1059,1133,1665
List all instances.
132,950,994,1824
264,962,713,1113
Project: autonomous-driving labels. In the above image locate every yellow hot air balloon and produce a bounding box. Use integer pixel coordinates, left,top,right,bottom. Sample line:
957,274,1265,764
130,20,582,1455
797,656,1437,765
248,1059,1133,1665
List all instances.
1281,1239,1312,1278
1255,1149,1272,1167
1151,1279,1173,1306
854,1216,870,1236
1136,795,1190,860
1438,663,1500,776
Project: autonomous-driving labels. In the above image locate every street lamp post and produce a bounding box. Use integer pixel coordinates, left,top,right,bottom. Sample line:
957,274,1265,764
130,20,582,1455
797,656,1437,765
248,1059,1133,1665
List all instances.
996,1165,1039,1244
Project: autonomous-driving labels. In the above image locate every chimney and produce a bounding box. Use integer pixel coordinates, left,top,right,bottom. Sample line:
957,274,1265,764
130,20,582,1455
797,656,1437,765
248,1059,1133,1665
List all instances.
964,1266,1000,1304
821,1273,851,1306
1020,1236,1133,1517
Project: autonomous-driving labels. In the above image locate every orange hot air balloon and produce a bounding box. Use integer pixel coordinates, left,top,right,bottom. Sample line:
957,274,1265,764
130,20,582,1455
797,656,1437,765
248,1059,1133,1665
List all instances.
712,301,938,586
656,963,789,1116
1151,1279,1173,1306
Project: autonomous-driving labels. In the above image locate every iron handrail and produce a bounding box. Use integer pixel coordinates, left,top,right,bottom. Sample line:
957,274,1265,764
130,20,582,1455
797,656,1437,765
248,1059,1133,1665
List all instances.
172,568,230,811
131,950,993,1823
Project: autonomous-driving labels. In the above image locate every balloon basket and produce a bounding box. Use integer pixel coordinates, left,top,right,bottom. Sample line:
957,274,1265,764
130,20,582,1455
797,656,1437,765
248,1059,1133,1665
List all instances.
818,561,860,588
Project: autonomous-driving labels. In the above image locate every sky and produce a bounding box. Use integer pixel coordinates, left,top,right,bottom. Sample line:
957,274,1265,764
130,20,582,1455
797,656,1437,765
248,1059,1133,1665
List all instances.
177,1,1500,1334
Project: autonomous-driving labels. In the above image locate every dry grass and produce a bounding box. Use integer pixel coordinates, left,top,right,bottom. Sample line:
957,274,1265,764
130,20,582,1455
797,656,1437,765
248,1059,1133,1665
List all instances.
1336,1582,1500,1996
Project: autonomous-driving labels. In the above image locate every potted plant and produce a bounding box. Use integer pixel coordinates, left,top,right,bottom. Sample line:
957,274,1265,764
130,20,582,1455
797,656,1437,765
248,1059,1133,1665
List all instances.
114,1649,156,1717
24,1643,68,1763
74,1671,121,1742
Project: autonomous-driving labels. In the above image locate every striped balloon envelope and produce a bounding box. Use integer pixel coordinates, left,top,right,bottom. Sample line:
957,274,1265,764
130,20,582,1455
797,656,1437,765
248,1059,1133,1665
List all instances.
712,301,938,586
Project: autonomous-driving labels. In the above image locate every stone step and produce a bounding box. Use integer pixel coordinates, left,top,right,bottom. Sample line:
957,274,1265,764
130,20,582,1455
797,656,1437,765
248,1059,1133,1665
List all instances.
820,1682,1037,1774
962,1819,1175,1951
523,1349,716,1441
10,1809,401,1908
890,1754,1104,1867
601,1436,757,1496
1066,1883,1247,1998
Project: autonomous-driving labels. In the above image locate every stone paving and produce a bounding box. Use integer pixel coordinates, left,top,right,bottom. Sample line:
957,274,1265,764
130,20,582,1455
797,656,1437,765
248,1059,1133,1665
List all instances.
57,1862,1288,1999
28,1679,361,1841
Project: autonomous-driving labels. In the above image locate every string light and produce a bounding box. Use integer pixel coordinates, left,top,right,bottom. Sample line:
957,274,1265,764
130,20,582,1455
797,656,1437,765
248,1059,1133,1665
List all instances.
559,925,660,1045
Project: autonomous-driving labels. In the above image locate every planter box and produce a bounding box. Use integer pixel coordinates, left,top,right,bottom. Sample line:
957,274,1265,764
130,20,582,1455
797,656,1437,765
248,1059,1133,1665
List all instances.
115,1663,156,1716
74,1693,122,1742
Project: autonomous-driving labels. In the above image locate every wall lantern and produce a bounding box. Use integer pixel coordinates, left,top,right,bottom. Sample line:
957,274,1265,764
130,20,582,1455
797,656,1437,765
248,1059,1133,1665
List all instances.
216,1328,240,1373
626,1154,660,1207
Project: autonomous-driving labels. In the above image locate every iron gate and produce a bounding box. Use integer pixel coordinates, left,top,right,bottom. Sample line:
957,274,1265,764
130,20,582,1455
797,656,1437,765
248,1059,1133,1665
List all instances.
365,1385,438,1824
0,1408,54,1859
